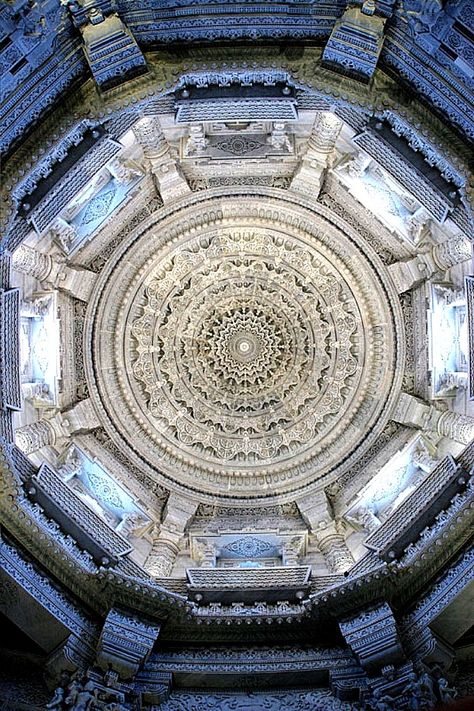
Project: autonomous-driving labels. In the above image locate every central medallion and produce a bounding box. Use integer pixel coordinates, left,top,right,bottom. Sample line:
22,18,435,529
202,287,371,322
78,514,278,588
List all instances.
228,332,258,361
88,192,402,499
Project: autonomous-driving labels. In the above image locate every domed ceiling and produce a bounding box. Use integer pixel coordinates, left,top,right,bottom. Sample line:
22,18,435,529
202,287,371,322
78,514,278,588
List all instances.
1,3,474,705
5,70,473,587
88,190,403,501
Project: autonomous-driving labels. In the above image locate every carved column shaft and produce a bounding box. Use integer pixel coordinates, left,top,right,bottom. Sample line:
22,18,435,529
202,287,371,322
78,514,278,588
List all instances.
12,244,52,281
433,236,472,271
133,117,190,202
298,497,354,573
15,419,58,454
437,410,474,445
389,236,471,294
316,525,355,574
12,244,96,301
144,494,197,577
145,533,180,577
133,116,169,161
306,111,343,158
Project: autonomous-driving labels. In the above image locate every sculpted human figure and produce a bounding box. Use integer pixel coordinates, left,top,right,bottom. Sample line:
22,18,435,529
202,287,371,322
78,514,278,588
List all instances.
371,689,396,711
437,677,457,703
67,677,97,711
65,677,82,706
419,670,437,705
405,673,428,711
46,686,65,709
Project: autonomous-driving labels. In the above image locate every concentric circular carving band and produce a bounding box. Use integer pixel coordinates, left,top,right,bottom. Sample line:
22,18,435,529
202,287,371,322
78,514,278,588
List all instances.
87,189,404,501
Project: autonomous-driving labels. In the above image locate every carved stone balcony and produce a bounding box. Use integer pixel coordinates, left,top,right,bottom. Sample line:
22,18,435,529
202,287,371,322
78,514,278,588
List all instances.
186,565,311,604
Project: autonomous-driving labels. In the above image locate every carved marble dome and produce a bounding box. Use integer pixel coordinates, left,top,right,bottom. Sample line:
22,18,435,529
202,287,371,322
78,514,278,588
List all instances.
1,1,474,708
88,191,402,500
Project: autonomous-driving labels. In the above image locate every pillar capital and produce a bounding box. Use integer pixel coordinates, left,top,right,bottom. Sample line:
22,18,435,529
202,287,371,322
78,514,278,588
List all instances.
389,235,472,294
12,244,97,301
392,393,474,445
290,111,342,198
133,116,190,203
15,399,100,454
144,494,198,577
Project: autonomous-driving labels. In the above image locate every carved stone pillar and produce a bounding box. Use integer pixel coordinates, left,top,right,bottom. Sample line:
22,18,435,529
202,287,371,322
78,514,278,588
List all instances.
388,236,472,294
15,418,60,454
436,410,474,445
12,244,97,302
146,527,181,577
315,520,355,574
144,493,197,577
388,235,472,293
290,112,342,198
15,398,100,454
393,392,474,445
133,116,190,203
12,244,53,281
433,235,472,270
297,496,354,573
